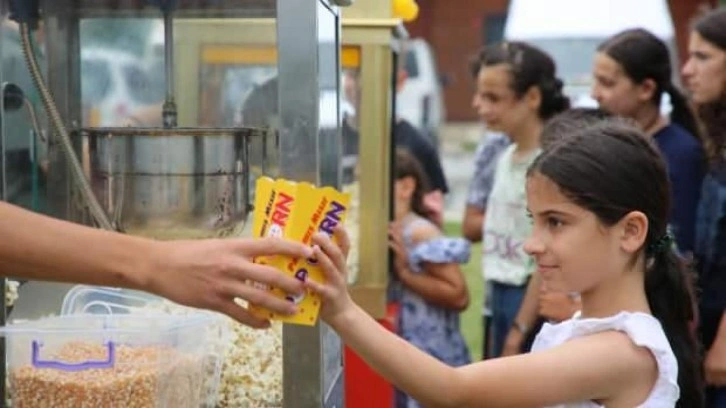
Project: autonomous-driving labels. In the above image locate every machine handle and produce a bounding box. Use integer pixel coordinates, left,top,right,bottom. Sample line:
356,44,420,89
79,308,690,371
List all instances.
146,0,179,12
8,0,40,28
31,340,115,371
2,82,24,112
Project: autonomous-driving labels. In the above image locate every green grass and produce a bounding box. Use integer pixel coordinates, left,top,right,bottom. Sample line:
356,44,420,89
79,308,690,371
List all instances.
444,221,484,361
459,140,480,153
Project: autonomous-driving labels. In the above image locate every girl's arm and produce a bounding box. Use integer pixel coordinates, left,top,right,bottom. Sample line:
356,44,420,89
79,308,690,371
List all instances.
393,222,469,311
330,299,654,408
501,272,540,355
461,205,485,242
310,230,657,408
397,262,469,311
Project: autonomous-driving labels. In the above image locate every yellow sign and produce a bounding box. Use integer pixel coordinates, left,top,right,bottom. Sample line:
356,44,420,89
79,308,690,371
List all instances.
202,45,362,69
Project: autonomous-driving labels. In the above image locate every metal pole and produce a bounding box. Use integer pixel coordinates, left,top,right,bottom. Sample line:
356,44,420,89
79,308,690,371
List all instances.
162,9,177,128
277,1,345,407
0,24,8,408
0,279,5,408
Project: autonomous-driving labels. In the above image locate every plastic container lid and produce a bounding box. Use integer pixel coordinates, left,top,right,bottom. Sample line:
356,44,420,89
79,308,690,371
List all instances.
61,285,163,316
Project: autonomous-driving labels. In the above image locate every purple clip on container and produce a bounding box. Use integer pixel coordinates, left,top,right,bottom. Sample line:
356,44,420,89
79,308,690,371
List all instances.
31,340,116,371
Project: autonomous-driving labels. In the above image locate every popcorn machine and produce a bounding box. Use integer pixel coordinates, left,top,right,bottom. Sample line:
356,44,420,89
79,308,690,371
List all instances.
0,0,357,406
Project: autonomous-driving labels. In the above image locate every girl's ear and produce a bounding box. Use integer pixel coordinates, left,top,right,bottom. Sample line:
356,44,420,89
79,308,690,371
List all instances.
395,176,416,197
525,85,543,112
402,176,417,194
636,78,658,103
618,211,649,254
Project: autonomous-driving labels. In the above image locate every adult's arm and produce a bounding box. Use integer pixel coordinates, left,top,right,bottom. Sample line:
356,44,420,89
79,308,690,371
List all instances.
0,202,310,327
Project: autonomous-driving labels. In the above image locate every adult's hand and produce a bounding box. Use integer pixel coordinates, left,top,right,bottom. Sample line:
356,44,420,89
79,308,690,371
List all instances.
0,202,310,328
150,237,312,328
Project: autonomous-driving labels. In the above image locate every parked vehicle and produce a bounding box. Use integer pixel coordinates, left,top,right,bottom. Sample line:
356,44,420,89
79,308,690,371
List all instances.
397,38,446,149
503,0,677,111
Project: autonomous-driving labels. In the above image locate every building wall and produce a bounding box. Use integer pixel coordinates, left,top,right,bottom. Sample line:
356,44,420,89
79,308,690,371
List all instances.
406,0,718,122
669,0,717,65
406,0,509,122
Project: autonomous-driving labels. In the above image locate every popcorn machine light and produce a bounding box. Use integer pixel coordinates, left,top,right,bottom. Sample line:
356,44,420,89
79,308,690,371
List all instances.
0,0,353,406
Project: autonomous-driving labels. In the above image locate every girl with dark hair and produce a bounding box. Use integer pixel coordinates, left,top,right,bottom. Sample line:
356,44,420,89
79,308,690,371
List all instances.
388,148,471,408
308,119,701,407
593,28,706,254
502,108,614,358
469,41,570,358
682,7,726,407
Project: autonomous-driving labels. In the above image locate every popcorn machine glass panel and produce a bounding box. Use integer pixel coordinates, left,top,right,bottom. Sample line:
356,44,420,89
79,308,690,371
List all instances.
1,1,351,407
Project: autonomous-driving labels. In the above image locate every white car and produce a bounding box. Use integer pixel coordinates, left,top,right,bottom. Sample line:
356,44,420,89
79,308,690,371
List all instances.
81,48,163,126
397,38,446,149
504,0,677,113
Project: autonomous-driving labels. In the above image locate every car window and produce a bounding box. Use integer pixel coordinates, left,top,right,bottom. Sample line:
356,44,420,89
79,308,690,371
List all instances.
81,58,112,105
529,36,680,89
404,50,419,78
527,38,601,85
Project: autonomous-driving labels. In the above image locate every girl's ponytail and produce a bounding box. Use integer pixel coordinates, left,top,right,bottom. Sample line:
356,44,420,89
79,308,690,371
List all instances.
645,236,704,408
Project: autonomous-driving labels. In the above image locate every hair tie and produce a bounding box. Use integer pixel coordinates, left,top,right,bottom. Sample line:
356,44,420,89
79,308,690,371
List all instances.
647,232,675,255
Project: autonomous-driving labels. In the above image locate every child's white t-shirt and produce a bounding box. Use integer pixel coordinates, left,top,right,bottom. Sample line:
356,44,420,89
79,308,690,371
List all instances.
530,311,680,408
482,144,540,286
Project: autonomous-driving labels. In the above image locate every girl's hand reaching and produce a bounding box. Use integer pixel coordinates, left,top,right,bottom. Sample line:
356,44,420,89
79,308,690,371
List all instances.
305,226,356,325
388,222,409,275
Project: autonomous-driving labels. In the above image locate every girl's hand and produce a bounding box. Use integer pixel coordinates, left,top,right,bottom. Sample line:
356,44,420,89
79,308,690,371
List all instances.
305,226,355,325
538,287,581,323
502,328,525,357
388,222,409,275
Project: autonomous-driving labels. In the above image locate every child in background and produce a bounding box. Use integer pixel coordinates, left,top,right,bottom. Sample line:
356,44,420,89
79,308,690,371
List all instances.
682,8,726,406
308,119,703,408
593,27,706,256
469,40,570,357
388,148,470,408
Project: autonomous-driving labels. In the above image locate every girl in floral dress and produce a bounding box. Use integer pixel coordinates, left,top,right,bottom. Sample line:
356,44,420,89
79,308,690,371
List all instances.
388,148,471,408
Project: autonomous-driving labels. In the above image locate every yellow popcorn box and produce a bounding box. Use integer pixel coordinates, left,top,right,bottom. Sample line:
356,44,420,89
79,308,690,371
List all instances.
249,177,299,292
251,177,298,239
250,180,350,326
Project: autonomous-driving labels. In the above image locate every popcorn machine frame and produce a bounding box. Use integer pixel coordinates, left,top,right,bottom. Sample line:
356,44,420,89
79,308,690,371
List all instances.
170,2,401,321
0,0,356,406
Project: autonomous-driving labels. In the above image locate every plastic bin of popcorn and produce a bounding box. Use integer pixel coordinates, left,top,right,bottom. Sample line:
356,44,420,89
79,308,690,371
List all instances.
61,285,285,407
0,310,225,408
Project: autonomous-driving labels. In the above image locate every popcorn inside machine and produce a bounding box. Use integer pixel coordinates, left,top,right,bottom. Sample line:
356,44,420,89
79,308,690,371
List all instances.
0,0,355,406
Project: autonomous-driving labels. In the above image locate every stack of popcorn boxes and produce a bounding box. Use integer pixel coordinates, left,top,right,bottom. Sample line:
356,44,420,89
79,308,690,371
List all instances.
250,177,350,326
